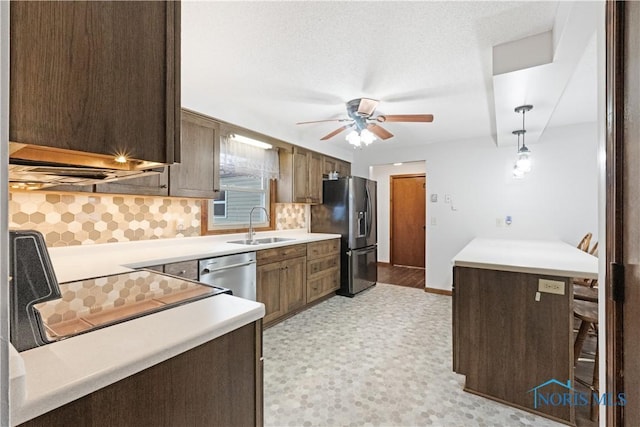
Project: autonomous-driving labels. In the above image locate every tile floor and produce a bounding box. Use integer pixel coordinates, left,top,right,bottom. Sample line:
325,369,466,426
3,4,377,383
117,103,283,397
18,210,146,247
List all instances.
263,283,562,427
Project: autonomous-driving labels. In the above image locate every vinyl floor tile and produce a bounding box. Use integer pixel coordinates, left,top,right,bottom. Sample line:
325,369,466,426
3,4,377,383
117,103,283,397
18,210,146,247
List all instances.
263,283,562,427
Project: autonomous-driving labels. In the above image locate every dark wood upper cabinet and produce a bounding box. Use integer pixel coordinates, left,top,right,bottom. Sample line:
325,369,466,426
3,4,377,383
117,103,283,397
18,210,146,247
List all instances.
169,110,220,198
322,156,351,179
278,147,323,204
9,1,180,165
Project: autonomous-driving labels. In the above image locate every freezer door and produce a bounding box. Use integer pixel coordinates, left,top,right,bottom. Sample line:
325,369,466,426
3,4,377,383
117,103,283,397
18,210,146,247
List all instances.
348,245,377,295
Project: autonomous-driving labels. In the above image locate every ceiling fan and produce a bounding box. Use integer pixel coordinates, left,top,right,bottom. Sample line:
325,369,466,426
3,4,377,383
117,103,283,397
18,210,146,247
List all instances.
296,98,434,142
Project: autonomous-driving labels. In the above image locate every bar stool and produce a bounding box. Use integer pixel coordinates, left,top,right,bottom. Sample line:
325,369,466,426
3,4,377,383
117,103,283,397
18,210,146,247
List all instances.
573,300,599,421
573,241,598,302
577,233,593,252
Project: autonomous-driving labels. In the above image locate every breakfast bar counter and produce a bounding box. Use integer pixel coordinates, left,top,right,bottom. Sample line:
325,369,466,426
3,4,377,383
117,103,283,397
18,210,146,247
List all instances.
452,238,598,425
10,230,339,425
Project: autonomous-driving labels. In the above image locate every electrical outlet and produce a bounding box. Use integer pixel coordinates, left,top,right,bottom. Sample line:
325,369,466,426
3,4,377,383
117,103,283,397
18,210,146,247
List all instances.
445,194,451,203
176,218,185,232
538,279,565,295
431,217,437,226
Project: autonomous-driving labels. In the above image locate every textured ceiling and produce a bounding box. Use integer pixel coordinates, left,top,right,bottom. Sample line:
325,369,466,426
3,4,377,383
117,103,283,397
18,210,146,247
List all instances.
182,1,596,159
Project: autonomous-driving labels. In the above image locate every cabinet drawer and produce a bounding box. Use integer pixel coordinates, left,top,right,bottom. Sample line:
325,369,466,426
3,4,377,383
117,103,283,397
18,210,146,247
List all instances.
307,255,339,280
164,260,198,280
257,244,307,265
145,265,164,273
307,268,340,304
307,239,340,260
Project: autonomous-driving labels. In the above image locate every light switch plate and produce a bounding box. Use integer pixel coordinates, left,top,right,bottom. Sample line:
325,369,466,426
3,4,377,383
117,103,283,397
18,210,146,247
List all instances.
430,194,438,203
538,279,565,295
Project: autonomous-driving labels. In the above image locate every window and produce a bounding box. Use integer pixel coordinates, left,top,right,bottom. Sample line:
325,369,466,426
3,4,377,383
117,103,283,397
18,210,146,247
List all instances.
208,175,270,228
206,134,279,231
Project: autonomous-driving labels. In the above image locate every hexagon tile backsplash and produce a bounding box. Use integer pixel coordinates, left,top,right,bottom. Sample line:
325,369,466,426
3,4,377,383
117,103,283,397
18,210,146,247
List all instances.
9,191,201,247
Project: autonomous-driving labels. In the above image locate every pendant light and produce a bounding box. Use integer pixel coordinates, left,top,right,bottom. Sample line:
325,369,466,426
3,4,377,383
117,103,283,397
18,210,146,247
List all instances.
512,130,526,178
513,105,533,176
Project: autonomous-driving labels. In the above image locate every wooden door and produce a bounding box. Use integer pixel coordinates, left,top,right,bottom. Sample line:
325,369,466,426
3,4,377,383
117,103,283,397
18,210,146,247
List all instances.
170,110,220,198
607,2,640,425
283,256,306,313
390,174,426,268
257,262,285,324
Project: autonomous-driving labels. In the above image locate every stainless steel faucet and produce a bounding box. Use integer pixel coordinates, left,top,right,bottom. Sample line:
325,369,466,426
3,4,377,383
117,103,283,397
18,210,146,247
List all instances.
248,206,270,241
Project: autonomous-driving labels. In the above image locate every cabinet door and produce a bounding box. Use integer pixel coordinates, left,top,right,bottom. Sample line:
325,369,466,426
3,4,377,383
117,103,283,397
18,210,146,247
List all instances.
10,1,180,164
336,159,351,178
292,148,310,202
282,256,307,313
257,262,285,324
308,151,323,204
95,168,169,196
322,157,338,177
170,110,220,198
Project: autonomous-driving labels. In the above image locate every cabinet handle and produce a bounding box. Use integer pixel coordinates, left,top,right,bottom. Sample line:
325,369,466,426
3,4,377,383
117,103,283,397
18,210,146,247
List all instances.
179,270,186,275
160,184,168,189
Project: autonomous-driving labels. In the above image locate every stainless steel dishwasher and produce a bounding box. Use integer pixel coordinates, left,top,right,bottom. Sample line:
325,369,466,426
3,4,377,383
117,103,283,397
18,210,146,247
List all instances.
198,252,257,300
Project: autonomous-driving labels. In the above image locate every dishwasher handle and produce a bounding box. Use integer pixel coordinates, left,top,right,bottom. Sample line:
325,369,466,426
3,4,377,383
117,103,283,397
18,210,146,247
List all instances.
200,260,256,275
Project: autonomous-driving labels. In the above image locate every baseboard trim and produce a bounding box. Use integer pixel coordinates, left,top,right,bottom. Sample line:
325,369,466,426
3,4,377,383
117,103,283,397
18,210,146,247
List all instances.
424,287,452,296
377,261,391,266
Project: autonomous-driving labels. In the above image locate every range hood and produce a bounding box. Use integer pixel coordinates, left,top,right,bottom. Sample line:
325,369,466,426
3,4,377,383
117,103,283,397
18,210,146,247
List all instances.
9,143,165,190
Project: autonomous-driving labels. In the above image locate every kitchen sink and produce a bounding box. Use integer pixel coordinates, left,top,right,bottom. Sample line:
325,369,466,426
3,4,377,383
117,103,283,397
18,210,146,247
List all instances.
227,237,296,245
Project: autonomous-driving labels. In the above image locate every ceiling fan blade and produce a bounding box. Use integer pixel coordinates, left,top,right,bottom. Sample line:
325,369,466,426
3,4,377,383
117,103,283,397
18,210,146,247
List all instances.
320,125,352,140
367,124,394,140
296,118,350,125
376,114,434,123
357,98,379,116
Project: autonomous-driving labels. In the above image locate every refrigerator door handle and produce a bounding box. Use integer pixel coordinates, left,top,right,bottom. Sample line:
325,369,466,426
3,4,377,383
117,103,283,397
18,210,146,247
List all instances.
365,185,372,239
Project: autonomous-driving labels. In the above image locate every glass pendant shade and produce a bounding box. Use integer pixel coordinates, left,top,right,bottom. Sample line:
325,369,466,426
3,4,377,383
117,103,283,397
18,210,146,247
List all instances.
516,146,532,173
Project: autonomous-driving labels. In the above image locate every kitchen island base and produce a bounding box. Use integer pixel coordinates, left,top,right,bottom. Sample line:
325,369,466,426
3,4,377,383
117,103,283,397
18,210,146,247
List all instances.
453,266,575,425
18,321,263,427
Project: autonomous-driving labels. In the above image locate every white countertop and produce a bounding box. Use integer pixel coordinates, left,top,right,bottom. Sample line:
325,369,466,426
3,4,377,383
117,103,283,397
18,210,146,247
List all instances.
48,228,340,283
452,238,598,279
11,229,340,425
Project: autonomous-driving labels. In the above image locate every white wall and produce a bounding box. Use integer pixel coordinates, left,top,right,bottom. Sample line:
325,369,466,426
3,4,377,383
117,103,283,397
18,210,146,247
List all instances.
369,161,426,263
353,122,599,290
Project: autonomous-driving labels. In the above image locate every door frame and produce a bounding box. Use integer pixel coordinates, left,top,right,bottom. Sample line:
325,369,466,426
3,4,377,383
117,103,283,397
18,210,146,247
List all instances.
389,173,426,267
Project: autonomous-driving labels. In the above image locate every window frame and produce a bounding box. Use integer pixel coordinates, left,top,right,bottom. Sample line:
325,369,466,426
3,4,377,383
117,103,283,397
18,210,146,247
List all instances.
201,179,276,235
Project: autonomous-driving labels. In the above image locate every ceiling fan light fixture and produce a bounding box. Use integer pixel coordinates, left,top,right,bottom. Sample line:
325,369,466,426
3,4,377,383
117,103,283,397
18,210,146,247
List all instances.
346,130,361,147
345,129,377,147
360,129,376,145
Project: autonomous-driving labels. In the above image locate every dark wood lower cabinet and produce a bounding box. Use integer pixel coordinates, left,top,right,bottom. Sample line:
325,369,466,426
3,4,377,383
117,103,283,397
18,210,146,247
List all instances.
453,267,573,425
20,321,263,427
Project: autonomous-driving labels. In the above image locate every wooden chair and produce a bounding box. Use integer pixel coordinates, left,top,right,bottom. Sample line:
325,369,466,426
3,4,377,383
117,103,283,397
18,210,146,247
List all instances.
573,240,598,302
577,232,593,252
573,300,599,421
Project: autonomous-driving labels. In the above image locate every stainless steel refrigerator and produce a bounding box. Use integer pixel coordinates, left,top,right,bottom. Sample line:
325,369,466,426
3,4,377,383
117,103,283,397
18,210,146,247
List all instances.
311,176,377,296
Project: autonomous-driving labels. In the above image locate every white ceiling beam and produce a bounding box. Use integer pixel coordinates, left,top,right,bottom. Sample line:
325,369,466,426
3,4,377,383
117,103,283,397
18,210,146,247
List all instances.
492,2,598,147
